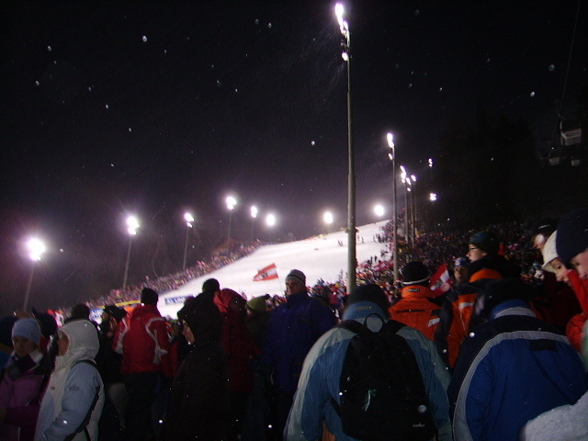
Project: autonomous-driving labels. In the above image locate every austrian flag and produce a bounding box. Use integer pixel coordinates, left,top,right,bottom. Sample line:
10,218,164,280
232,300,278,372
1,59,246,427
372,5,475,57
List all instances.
253,263,279,281
429,263,451,297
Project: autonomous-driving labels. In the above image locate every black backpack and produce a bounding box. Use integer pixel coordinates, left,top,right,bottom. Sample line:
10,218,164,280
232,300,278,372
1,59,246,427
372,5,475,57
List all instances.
332,315,436,441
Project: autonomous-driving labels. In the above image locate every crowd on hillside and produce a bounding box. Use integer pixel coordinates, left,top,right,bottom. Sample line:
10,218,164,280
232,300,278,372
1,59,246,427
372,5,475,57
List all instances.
1,209,588,441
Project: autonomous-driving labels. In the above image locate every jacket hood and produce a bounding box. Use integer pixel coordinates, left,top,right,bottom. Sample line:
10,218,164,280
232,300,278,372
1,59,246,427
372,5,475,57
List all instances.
214,288,246,314
180,297,223,345
56,319,99,371
342,301,388,322
130,303,161,319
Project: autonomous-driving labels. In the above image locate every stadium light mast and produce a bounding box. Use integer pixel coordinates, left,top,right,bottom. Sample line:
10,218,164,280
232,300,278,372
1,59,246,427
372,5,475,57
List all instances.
324,211,334,235
250,206,258,241
23,237,46,310
387,132,399,282
226,196,237,242
266,213,276,242
182,212,194,270
400,166,410,246
335,3,356,292
123,215,139,288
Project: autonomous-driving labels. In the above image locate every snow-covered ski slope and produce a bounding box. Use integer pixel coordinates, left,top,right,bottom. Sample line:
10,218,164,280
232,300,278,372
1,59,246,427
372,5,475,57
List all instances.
158,220,389,318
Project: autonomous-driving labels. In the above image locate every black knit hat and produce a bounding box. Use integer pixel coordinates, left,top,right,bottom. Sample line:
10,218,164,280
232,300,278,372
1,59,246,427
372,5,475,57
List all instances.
530,217,558,238
469,231,500,255
103,305,127,322
556,208,588,265
401,261,430,286
347,284,390,315
141,288,159,305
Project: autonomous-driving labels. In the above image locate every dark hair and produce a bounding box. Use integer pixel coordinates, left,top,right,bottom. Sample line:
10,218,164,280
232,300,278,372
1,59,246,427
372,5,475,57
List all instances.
202,278,220,293
70,304,91,320
141,288,159,305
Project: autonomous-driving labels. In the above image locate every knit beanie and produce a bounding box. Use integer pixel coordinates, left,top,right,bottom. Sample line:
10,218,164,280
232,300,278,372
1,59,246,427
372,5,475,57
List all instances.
103,305,127,322
286,269,306,285
454,257,470,268
556,208,588,265
141,288,159,305
246,296,268,314
541,231,558,273
530,217,558,239
400,261,430,285
347,284,390,315
469,231,500,255
12,318,41,346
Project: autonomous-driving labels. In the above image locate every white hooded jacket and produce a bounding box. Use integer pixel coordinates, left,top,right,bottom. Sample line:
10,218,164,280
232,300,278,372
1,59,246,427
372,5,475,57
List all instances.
35,320,104,441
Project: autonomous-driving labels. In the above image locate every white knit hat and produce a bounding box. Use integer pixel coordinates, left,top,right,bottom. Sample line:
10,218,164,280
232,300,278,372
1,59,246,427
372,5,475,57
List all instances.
541,230,558,273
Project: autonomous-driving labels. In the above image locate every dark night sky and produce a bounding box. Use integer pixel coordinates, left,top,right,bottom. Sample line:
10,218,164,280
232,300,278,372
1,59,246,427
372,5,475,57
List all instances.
1,1,586,314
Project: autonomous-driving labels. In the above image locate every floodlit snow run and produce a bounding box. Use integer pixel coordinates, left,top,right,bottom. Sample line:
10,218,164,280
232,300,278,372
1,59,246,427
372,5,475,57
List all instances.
158,220,390,318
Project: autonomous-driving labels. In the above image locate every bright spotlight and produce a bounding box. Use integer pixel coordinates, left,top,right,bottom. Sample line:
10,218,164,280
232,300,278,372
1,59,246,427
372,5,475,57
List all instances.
266,213,276,227
184,212,194,227
226,196,237,210
27,238,46,261
127,215,139,235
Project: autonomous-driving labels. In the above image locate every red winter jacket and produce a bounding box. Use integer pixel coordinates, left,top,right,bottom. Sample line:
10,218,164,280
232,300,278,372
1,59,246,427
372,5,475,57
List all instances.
213,289,261,394
566,270,588,352
113,304,172,377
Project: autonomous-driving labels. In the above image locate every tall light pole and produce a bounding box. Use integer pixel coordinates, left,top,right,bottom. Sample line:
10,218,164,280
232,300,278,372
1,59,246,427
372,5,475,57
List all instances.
266,213,276,242
23,237,46,310
226,196,237,242
250,206,258,241
324,211,334,235
388,133,399,282
400,166,410,245
123,215,139,288
335,3,356,292
411,174,418,242
182,212,194,270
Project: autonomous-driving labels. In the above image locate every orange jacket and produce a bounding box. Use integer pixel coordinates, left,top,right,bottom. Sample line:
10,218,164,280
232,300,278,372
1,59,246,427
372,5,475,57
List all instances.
389,285,442,341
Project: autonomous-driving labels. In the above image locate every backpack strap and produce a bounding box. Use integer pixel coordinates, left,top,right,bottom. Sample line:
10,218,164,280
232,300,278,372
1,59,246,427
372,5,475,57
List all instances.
64,360,101,441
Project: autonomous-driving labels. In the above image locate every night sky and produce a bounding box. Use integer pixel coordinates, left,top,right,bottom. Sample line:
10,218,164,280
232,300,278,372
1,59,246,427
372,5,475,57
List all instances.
1,1,586,314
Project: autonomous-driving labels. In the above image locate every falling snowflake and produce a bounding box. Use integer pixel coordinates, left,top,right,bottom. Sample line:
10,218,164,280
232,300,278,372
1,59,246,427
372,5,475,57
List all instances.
142,35,148,42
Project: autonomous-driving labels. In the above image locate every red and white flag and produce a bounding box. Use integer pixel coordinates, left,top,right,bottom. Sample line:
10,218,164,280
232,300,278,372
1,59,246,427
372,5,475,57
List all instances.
253,263,279,281
429,263,451,297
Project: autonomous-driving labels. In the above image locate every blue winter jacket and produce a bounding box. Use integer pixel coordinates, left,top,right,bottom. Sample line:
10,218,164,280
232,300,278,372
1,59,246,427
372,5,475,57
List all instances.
285,301,453,441
449,300,588,441
262,290,336,392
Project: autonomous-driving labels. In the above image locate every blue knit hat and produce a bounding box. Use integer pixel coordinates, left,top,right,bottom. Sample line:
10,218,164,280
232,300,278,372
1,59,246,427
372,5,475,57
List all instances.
12,318,41,346
556,208,588,265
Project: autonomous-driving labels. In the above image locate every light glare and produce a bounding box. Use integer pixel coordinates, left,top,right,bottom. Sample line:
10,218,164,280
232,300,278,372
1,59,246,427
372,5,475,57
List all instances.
126,215,139,235
27,238,46,261
226,196,237,210
266,213,276,227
